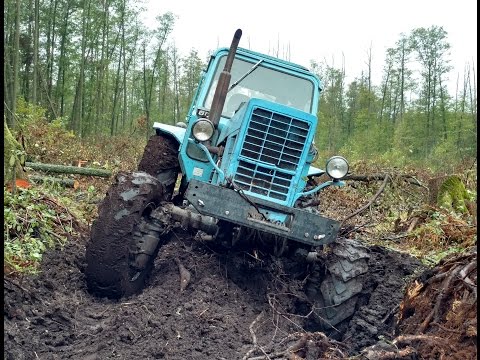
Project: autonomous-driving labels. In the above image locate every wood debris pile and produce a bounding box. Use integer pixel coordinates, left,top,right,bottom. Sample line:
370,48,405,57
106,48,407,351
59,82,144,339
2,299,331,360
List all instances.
374,248,477,360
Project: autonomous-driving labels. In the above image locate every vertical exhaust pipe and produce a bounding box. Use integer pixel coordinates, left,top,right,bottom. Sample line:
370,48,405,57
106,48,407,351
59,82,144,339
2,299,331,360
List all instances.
208,29,242,127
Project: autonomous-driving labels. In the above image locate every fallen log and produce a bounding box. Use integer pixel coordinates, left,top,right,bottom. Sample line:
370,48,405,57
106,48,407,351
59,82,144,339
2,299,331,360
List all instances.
29,175,79,188
344,173,427,189
25,162,111,177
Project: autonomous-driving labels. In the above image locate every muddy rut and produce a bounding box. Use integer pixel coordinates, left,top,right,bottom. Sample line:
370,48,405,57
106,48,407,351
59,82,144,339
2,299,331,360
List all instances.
4,228,429,360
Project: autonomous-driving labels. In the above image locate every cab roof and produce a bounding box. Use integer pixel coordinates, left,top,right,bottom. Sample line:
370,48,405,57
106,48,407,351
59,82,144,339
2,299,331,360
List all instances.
212,47,320,83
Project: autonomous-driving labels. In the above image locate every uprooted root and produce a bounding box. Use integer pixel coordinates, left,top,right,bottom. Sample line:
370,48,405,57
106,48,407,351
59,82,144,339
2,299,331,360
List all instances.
174,257,191,292
391,248,477,360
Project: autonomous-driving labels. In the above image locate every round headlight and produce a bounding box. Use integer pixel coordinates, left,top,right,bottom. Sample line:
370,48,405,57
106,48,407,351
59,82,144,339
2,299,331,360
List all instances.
192,118,215,142
326,156,349,179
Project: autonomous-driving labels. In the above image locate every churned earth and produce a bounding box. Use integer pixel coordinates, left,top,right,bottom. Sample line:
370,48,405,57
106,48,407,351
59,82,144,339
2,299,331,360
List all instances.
5,225,451,360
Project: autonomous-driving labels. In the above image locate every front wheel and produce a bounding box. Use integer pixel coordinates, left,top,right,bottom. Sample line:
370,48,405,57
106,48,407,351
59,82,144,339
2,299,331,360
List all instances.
305,238,369,330
85,171,169,298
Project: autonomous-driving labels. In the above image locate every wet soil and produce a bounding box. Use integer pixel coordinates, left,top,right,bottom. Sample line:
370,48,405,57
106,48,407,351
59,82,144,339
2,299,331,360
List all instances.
4,230,427,360
138,135,179,177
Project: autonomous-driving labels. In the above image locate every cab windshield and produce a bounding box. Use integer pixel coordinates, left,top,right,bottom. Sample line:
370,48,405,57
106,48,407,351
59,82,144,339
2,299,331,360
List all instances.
203,56,315,118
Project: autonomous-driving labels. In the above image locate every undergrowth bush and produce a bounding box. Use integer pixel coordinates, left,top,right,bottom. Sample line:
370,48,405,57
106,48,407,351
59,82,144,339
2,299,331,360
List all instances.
4,187,77,274
13,101,147,174
21,117,146,172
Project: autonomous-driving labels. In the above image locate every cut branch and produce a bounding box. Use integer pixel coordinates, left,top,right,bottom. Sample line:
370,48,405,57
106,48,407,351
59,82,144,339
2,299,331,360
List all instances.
394,334,455,350
174,257,191,293
342,174,390,223
344,173,427,189
416,264,462,333
242,311,267,360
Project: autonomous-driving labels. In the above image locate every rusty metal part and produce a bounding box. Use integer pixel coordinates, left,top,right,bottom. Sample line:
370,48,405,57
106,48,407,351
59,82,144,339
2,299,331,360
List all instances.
204,145,224,156
150,203,218,235
208,29,242,127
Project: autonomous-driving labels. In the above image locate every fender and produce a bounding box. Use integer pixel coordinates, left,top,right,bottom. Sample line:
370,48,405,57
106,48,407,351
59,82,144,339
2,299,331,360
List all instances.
153,122,186,145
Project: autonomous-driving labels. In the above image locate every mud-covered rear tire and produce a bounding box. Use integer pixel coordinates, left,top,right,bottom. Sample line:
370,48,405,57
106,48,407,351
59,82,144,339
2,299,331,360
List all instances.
305,238,369,330
85,172,167,298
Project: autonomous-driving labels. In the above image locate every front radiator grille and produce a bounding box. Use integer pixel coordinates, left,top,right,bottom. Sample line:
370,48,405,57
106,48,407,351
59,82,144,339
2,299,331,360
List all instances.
233,108,310,202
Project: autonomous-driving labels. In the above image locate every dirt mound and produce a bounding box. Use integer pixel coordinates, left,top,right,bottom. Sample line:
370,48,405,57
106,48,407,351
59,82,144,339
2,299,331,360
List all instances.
5,232,428,359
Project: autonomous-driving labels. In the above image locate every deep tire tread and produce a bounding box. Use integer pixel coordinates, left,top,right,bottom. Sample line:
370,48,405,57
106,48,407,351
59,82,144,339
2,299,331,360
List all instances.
307,239,369,329
86,135,180,298
85,172,165,298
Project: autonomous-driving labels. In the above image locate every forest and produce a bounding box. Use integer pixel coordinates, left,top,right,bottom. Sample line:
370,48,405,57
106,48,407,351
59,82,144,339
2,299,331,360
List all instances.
4,0,477,169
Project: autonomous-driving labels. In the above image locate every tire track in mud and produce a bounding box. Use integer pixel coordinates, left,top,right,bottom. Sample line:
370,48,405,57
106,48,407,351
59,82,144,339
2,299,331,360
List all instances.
4,232,425,360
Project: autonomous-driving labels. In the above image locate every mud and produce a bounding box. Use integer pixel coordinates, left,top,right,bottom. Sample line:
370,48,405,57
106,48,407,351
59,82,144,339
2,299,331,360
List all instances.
4,229,428,360
138,135,180,177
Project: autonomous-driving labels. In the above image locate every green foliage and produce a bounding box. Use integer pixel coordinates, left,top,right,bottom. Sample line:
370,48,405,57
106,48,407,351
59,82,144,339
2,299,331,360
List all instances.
319,102,477,171
340,119,395,159
4,117,27,184
4,187,72,274
421,246,466,266
15,97,47,123
5,0,477,170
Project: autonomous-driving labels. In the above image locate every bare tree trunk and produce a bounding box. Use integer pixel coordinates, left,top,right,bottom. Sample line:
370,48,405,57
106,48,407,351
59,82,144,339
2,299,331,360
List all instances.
55,2,71,117
160,56,168,121
457,66,468,150
425,66,432,158
142,43,150,137
468,61,477,133
431,58,438,144
365,43,372,116
453,72,459,123
45,0,58,117
10,0,21,128
70,0,91,135
399,40,407,120
95,0,110,135
24,0,34,102
172,46,180,123
439,75,447,140
121,0,127,131
4,0,13,123
32,0,39,104
111,38,123,135
380,64,391,121
392,74,400,121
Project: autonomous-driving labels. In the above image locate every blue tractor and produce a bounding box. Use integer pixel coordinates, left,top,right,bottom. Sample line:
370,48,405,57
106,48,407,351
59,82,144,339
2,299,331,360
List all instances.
85,29,369,330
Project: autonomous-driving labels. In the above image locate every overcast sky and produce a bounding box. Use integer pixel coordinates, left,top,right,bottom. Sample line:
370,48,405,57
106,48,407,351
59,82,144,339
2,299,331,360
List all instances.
144,0,477,93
